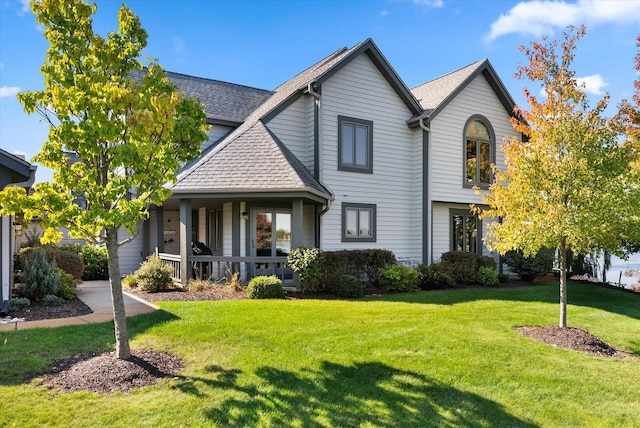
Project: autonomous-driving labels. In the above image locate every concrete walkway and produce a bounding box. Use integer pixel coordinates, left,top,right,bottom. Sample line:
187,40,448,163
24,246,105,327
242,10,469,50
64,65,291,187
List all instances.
0,281,158,331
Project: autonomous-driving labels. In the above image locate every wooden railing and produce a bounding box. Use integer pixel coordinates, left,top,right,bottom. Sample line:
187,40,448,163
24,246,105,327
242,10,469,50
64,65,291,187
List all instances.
157,253,291,285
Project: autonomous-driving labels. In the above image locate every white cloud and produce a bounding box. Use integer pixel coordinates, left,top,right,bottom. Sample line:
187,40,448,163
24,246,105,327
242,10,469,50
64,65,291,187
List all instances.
171,36,186,55
413,0,444,10
18,0,30,15
380,10,389,17
0,86,21,98
485,0,640,42
576,74,608,95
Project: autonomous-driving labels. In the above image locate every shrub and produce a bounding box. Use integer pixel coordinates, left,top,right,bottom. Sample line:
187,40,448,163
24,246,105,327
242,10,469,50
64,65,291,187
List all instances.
8,297,30,312
477,256,497,271
287,247,326,293
331,274,363,298
324,249,396,287
122,274,138,289
320,251,348,291
418,263,455,290
379,264,419,293
20,249,61,302
498,273,510,284
477,266,499,287
440,251,479,284
42,294,65,306
58,269,81,300
245,275,284,299
59,244,109,280
503,248,555,281
16,246,84,280
187,278,213,292
134,255,174,292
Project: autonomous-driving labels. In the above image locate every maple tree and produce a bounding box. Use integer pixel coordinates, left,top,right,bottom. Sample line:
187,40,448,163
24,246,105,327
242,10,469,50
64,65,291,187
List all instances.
0,0,208,358
476,26,640,327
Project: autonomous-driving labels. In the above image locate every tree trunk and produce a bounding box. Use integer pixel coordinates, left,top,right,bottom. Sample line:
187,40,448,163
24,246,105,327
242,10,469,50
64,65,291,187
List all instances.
558,245,567,328
105,227,131,359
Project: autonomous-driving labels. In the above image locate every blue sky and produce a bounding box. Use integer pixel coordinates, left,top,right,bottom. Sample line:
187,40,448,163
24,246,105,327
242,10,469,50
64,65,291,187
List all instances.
1,0,639,183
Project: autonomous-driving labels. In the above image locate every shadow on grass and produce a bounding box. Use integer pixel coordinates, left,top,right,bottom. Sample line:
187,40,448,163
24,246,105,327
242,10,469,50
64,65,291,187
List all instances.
171,361,536,427
0,309,180,386
365,282,640,321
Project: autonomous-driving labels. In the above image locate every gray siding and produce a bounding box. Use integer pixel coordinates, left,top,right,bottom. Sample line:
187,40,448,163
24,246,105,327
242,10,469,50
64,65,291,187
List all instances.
318,53,422,261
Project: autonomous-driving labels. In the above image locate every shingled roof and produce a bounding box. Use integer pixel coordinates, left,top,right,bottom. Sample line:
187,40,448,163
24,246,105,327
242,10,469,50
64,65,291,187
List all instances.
130,69,273,124
171,40,380,200
410,59,518,122
171,39,424,200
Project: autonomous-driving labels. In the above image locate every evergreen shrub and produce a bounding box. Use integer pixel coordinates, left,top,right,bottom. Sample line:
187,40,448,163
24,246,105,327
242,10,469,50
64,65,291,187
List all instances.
134,255,174,292
8,297,30,311
379,264,419,292
245,275,284,299
20,249,61,302
332,274,363,298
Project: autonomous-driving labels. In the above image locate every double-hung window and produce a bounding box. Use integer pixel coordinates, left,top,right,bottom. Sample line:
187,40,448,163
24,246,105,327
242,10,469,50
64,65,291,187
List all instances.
464,116,494,188
338,116,373,173
342,203,376,242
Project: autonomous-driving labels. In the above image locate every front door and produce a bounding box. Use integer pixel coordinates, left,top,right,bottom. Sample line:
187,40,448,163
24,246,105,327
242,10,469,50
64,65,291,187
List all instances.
252,210,292,279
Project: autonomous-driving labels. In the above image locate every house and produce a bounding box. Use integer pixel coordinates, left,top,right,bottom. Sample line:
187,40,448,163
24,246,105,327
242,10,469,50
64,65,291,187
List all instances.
120,38,521,285
0,149,36,314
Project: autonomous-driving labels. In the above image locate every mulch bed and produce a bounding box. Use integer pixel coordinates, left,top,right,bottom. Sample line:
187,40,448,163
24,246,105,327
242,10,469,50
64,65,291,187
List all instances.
38,350,183,395
7,297,93,321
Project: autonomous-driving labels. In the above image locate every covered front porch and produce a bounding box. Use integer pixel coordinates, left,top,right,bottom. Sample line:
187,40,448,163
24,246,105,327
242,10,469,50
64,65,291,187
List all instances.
151,194,325,287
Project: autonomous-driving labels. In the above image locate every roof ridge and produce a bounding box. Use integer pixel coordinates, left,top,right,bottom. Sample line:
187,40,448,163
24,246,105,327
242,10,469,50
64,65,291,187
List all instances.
272,46,349,91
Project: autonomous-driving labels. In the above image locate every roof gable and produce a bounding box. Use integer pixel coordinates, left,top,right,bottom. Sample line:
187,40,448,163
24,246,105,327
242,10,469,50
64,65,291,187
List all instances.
410,59,518,122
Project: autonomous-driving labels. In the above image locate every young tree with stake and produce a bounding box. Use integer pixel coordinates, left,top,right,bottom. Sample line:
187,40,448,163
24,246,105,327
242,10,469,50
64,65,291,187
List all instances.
476,26,640,327
0,0,208,358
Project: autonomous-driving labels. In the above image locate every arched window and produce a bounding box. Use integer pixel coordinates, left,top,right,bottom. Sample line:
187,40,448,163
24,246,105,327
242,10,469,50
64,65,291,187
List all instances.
464,116,495,188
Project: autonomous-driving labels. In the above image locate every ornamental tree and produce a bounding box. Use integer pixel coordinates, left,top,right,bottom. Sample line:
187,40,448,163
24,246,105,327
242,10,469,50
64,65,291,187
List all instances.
476,26,640,327
0,0,208,358
616,34,640,253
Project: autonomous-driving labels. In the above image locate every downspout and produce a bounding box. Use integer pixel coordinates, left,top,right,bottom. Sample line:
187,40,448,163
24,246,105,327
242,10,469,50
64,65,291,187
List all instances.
418,117,431,265
419,117,430,133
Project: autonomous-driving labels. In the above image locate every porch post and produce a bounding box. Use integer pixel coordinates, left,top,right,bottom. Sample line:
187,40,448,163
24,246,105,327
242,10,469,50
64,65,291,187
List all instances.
155,205,164,253
291,198,303,250
231,201,240,273
179,199,192,286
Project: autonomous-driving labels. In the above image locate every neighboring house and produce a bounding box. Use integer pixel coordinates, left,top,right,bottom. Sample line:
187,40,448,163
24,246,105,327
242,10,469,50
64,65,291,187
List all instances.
121,38,521,284
0,149,36,314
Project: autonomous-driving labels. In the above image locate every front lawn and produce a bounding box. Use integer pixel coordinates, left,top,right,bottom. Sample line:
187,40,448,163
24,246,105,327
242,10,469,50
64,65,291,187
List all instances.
1,282,639,427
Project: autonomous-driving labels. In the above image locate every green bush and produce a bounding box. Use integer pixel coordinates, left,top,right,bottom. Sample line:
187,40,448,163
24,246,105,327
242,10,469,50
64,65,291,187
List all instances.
59,243,109,280
417,263,455,290
42,294,65,306
440,251,479,284
245,275,284,299
379,264,419,293
477,266,499,287
324,249,396,287
16,246,84,280
19,249,61,302
133,255,174,292
503,248,555,281
58,269,81,300
331,274,363,298
320,251,349,291
8,297,30,312
122,273,138,289
287,247,326,293
477,256,497,271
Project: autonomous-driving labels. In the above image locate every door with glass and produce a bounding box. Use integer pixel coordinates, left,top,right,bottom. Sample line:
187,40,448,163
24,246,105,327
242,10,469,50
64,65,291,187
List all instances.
252,210,293,279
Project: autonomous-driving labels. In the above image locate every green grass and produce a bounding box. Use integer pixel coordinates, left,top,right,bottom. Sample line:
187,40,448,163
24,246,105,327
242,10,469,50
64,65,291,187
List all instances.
1,282,639,427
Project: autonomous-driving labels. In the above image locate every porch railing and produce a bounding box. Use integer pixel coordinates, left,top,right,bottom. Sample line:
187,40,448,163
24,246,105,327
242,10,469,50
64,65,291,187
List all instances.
157,253,291,285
